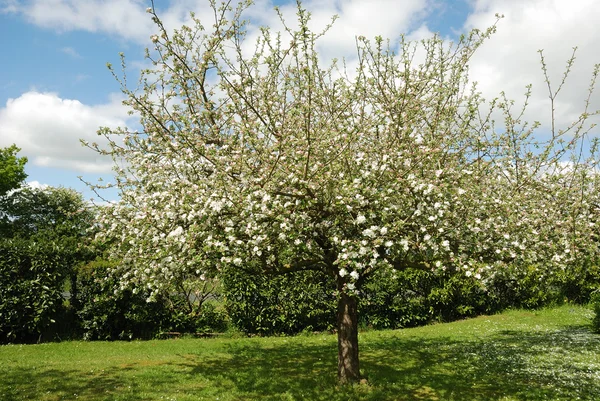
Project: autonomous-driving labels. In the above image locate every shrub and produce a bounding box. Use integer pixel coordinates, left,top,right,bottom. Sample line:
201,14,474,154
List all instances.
485,264,564,310
75,259,230,340
360,267,492,329
162,295,229,334
222,259,600,335
75,259,172,340
555,259,600,304
427,271,491,321
0,185,96,343
360,268,432,329
222,266,336,335
0,238,69,343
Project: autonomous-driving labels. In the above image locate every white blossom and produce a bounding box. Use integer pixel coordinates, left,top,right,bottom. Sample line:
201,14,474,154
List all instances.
362,228,376,238
167,226,183,238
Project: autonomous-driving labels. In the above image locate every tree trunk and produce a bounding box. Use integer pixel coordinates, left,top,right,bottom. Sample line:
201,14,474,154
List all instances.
336,285,360,384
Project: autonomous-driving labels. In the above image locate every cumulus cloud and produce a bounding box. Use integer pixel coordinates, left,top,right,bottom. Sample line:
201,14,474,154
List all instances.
11,0,155,43
266,0,433,59
6,0,268,45
26,180,49,190
7,0,434,53
0,91,131,173
463,0,600,131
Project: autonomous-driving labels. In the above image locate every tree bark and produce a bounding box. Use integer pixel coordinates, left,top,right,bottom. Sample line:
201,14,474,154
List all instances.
336,283,360,384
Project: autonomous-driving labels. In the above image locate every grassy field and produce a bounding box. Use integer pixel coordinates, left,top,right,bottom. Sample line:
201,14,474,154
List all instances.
1,304,599,401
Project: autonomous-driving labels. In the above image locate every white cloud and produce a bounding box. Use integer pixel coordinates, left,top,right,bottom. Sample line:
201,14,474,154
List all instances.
252,0,433,61
9,0,434,53
463,0,600,132
60,46,81,59
0,91,131,173
8,0,268,45
1,0,18,13
14,0,155,43
26,180,49,190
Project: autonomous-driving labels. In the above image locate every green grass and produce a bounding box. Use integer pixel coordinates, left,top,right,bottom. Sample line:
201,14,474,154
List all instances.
1,304,600,400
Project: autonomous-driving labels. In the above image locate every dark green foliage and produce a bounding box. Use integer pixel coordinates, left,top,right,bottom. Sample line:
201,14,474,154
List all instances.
555,259,600,304
0,187,95,344
75,259,229,340
0,144,27,196
222,259,600,335
0,238,70,343
166,296,229,334
222,267,336,335
486,265,562,310
486,260,600,311
75,259,168,340
0,186,93,241
427,271,491,321
360,268,432,329
223,266,493,334
360,268,491,330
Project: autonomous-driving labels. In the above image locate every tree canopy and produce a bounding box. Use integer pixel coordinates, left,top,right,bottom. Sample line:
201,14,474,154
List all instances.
90,1,600,383
0,145,27,196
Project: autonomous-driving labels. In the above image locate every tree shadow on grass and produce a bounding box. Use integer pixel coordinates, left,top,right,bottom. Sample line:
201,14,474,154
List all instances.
1,367,132,401
178,324,600,401
361,323,600,400
1,358,187,401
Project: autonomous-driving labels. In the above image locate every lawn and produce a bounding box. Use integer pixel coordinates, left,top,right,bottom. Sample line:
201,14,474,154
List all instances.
1,304,599,400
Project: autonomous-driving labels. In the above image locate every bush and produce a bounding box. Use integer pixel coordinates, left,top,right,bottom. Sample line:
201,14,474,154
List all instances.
360,267,492,330
555,259,600,304
485,264,564,310
75,259,229,340
222,267,336,335
205,259,600,336
75,259,173,340
427,271,491,321
161,295,229,334
0,238,69,343
0,185,96,343
222,264,493,334
359,268,432,329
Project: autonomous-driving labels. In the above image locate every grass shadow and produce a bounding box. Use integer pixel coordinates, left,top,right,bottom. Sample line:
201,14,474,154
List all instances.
2,367,133,401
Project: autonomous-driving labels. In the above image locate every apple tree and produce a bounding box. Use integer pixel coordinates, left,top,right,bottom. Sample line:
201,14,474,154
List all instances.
90,1,599,383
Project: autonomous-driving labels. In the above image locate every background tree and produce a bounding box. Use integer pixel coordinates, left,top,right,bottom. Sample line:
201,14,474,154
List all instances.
0,145,27,196
90,1,599,383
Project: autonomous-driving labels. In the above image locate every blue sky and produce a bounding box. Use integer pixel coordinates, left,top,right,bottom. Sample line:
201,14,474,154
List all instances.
1,0,598,202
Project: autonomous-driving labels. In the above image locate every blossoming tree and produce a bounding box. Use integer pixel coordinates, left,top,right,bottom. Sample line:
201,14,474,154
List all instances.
90,1,599,383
